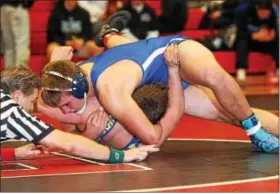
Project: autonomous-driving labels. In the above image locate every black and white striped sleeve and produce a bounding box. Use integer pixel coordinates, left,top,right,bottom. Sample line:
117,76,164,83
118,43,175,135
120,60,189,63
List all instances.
6,107,54,144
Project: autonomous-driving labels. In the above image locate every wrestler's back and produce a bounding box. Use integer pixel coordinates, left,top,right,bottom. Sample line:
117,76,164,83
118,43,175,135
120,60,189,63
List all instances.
81,35,186,95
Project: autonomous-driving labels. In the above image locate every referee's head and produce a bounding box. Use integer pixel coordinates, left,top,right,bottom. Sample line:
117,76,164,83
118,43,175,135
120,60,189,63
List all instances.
1,66,41,112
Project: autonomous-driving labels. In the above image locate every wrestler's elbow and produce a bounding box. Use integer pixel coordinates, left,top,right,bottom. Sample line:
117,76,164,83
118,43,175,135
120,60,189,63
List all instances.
142,126,161,145
143,133,160,145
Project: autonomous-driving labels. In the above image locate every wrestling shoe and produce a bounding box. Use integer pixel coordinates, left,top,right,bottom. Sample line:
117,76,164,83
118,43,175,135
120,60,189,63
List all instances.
95,10,131,47
249,128,279,153
242,113,279,153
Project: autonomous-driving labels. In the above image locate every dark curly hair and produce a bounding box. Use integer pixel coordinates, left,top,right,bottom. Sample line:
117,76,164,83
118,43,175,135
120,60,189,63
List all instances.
132,84,168,124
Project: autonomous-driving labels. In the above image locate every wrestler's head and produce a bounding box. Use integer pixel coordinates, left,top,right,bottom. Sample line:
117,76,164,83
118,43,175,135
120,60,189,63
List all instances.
41,60,88,114
1,66,41,112
132,84,168,124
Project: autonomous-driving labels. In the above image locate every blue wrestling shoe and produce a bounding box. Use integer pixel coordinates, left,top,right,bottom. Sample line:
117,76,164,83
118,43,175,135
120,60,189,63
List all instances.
241,113,279,153
250,128,279,153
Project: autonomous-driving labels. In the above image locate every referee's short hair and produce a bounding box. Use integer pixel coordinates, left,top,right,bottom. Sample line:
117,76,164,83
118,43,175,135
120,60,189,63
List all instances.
1,66,41,96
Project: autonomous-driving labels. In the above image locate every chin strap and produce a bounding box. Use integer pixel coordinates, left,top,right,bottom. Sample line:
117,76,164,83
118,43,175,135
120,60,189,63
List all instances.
76,93,87,115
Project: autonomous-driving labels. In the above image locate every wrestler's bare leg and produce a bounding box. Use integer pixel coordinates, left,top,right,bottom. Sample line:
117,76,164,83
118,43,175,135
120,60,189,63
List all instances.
183,85,278,136
103,35,279,136
178,40,252,121
104,34,134,48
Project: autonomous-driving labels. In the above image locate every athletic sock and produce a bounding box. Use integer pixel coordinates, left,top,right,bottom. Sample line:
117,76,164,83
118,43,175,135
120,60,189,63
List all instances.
241,113,261,136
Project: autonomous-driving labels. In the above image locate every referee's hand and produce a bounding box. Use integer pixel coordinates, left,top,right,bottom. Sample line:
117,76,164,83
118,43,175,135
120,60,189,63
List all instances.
15,144,41,159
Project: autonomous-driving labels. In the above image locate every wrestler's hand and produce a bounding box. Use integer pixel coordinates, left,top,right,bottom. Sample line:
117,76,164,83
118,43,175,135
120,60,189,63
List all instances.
164,44,180,69
50,46,74,62
15,144,42,159
123,145,159,162
82,107,109,139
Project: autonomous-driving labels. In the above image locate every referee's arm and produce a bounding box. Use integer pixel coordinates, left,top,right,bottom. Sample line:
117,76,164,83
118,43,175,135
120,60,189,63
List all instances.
6,107,111,161
5,105,158,163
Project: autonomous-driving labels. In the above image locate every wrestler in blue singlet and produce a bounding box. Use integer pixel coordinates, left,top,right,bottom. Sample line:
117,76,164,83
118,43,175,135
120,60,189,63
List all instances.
79,35,189,150
79,35,190,97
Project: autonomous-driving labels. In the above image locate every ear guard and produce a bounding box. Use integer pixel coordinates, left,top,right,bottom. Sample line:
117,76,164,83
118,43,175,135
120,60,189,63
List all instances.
44,71,89,99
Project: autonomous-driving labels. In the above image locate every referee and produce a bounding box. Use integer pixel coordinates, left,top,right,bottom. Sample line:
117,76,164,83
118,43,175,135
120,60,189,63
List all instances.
1,66,158,162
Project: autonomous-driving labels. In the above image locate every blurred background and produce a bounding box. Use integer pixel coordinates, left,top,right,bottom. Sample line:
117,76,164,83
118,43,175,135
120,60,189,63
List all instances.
0,0,279,85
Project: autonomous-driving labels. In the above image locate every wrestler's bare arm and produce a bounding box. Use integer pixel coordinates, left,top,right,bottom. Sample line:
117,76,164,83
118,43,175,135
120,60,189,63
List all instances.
96,61,162,144
156,45,185,146
37,100,82,124
37,104,117,142
96,45,184,146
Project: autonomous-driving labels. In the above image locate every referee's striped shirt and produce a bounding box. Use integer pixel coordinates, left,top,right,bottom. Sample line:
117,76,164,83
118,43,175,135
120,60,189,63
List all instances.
1,88,54,144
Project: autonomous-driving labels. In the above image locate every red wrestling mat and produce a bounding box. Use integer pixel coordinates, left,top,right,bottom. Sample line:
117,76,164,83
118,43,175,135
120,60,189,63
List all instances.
170,111,279,140
163,178,279,192
170,115,250,140
1,112,278,192
120,176,279,192
1,152,150,178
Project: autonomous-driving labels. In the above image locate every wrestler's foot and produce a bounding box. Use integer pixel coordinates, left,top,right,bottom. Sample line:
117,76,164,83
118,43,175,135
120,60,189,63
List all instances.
95,10,131,47
250,128,279,153
242,113,279,153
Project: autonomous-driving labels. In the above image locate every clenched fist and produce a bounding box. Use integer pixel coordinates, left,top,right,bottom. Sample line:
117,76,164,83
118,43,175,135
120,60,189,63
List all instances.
50,46,74,62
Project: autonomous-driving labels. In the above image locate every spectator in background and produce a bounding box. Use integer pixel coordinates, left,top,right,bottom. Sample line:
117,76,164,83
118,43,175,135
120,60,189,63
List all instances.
199,0,248,29
77,1,108,43
121,0,159,41
105,0,128,18
157,0,188,34
47,0,101,60
235,0,279,81
0,0,34,68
